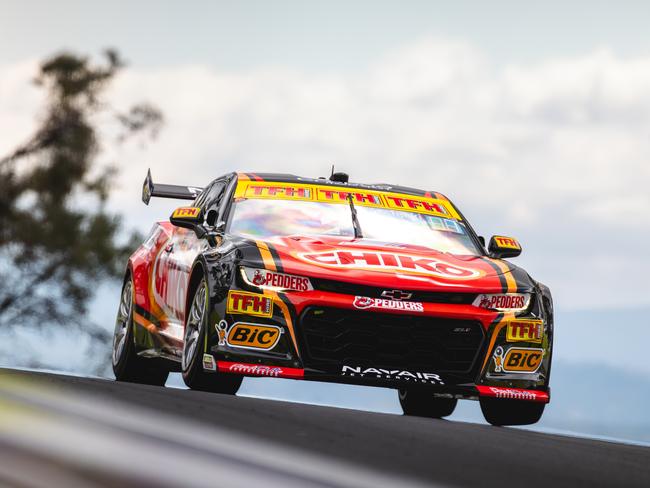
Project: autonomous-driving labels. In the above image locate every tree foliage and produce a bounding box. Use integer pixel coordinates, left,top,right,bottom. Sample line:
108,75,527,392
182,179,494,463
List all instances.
0,49,162,332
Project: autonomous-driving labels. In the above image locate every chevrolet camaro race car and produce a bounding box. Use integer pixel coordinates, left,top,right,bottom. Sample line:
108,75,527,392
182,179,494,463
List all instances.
112,170,554,425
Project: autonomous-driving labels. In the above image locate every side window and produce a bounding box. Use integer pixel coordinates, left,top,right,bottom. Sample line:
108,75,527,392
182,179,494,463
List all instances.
203,180,228,226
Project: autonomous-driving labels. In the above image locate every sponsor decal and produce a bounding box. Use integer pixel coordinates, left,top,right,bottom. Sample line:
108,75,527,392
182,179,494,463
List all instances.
473,293,530,311
493,346,544,373
296,250,482,279
226,322,283,351
493,236,521,250
216,320,228,346
202,354,216,371
507,319,543,343
341,365,444,385
227,290,273,317
233,181,462,219
242,267,313,292
171,206,201,219
476,385,549,403
218,361,304,379
353,296,424,313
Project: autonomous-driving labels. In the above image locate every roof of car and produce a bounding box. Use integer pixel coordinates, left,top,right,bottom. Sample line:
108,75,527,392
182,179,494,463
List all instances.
235,172,450,201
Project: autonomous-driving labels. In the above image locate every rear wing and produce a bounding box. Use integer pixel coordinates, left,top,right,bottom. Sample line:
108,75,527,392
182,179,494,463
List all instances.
142,169,203,205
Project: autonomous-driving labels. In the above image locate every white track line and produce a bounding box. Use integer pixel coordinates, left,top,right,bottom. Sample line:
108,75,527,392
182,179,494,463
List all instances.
0,374,441,488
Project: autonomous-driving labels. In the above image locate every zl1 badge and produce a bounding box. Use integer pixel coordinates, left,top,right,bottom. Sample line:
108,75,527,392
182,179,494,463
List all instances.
493,346,544,373
227,291,273,318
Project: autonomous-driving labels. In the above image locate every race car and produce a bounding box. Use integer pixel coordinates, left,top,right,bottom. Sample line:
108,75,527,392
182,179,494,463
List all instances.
112,170,553,426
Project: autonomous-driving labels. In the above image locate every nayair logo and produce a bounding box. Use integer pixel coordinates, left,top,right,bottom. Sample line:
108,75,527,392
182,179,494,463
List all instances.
493,346,544,373
341,365,444,385
507,319,543,343
296,250,482,280
226,322,282,351
227,291,273,318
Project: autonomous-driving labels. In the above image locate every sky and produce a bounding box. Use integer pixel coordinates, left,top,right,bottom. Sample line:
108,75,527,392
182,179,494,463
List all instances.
1,1,650,430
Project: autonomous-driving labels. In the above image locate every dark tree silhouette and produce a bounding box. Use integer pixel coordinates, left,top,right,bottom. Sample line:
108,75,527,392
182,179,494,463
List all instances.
0,49,162,340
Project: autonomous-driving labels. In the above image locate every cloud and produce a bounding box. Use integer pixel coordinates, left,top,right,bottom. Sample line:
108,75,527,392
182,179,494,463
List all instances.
1,38,649,309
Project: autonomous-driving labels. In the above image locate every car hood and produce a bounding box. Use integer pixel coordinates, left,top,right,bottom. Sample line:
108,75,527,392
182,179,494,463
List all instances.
236,235,533,294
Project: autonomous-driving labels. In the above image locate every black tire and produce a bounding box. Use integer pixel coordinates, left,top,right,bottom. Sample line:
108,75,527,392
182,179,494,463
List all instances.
399,388,457,418
112,275,169,386
480,398,545,426
181,277,242,394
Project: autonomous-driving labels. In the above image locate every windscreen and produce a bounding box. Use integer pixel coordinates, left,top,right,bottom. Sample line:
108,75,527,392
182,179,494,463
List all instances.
229,197,482,256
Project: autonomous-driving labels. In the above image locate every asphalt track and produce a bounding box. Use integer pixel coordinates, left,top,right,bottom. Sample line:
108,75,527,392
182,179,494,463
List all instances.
0,369,648,487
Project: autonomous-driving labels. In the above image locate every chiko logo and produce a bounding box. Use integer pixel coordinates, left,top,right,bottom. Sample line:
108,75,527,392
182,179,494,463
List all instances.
353,296,424,313
507,319,543,343
227,290,273,317
341,365,444,385
245,268,312,291
297,250,481,279
493,346,544,373
229,364,284,377
473,294,530,311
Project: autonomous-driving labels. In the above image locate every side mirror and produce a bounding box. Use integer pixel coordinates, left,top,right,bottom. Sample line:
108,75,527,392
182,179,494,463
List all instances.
170,206,204,231
488,235,522,259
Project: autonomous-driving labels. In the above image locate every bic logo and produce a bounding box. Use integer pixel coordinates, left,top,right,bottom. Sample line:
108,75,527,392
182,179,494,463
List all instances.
227,291,273,317
493,346,544,373
226,323,282,351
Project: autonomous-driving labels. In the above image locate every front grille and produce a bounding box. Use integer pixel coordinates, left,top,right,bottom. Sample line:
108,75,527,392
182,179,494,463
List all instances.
310,278,476,304
299,307,485,378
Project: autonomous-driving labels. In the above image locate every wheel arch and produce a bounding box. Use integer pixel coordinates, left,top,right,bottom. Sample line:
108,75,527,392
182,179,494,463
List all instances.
185,259,207,325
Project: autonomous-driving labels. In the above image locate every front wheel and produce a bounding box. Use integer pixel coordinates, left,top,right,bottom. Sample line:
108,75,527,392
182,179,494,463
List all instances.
181,278,242,394
480,398,545,426
399,388,457,418
112,275,169,386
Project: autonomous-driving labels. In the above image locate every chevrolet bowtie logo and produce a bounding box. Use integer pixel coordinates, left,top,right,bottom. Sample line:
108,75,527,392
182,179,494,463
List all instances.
380,290,412,301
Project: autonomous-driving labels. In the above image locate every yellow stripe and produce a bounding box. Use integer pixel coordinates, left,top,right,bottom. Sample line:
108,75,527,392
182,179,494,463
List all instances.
269,291,300,358
134,312,157,333
480,312,515,371
254,240,299,358
491,259,517,292
256,240,277,271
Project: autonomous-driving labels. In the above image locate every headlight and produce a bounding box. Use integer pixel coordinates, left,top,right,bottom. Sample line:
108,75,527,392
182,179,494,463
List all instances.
241,267,313,292
473,293,531,311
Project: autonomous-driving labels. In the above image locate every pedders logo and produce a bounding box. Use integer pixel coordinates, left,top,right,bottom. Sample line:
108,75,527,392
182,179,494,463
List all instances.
243,268,313,292
297,250,481,280
473,293,530,311
353,296,424,313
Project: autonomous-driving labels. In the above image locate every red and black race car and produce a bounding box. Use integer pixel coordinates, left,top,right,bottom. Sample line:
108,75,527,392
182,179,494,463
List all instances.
112,170,553,425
